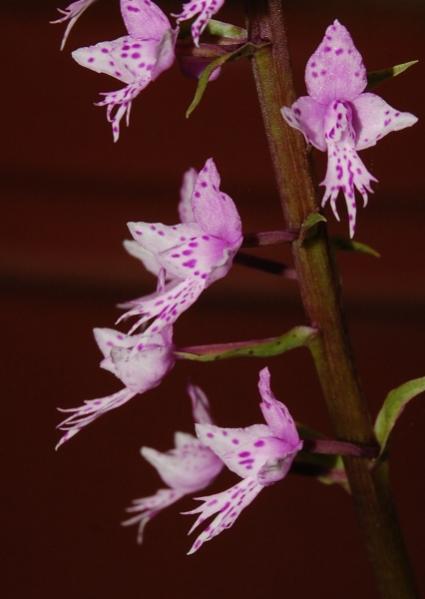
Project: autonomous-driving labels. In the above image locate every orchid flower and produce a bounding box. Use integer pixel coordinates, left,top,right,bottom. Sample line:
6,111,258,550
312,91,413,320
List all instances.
173,0,225,47
281,20,417,238
52,0,99,50
71,0,177,141
185,367,302,554
119,158,243,335
122,384,223,543
56,326,175,448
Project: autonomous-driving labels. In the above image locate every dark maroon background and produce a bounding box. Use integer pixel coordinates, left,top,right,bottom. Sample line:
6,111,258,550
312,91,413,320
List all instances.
2,1,425,597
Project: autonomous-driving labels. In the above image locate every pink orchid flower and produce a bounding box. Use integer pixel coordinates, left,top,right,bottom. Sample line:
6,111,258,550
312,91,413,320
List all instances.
173,0,225,47
119,158,243,335
185,367,302,554
281,20,417,238
52,0,99,50
122,384,223,543
56,326,175,448
71,0,178,141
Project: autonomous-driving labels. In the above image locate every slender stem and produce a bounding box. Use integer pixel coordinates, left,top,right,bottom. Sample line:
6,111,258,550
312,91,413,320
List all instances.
303,439,378,459
246,2,418,597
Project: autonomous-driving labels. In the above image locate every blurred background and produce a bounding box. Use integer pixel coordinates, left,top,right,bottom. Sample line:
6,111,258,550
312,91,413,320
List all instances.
2,0,424,597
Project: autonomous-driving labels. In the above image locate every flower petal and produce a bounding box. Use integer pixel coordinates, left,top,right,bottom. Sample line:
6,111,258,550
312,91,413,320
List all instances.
172,0,225,47
352,92,418,151
281,96,327,151
123,240,162,276
122,488,185,544
305,20,367,104
141,443,222,492
121,0,170,40
174,431,199,448
51,0,99,50
187,383,213,424
258,368,302,449
56,388,135,449
192,159,242,246
178,168,198,223
185,478,263,554
321,100,377,237
128,221,200,255
195,423,291,479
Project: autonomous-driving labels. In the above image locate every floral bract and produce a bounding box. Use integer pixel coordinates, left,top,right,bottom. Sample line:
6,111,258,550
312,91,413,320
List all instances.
185,368,302,554
122,384,223,542
281,19,417,237
56,326,175,448
72,0,177,141
173,0,225,47
119,158,243,334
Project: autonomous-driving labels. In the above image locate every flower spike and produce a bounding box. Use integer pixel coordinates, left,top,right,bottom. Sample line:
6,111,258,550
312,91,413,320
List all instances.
122,386,223,542
56,326,175,448
173,0,225,47
119,158,243,334
185,368,302,553
71,0,177,141
281,19,417,237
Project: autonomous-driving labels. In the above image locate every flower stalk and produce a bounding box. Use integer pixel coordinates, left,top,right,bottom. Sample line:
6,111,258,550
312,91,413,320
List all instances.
246,1,418,597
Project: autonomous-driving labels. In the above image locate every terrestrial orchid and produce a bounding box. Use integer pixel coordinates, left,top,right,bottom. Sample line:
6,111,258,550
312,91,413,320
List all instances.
281,20,417,237
56,325,175,448
185,367,302,554
52,0,99,50
72,0,178,141
122,384,223,543
119,158,243,335
173,0,225,47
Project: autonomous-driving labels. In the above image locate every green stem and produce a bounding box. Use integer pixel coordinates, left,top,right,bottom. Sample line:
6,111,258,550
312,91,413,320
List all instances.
246,2,418,597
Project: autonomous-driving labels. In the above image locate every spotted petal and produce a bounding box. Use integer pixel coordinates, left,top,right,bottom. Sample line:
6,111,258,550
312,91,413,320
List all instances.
185,478,263,554
172,0,225,47
141,443,222,492
51,0,98,50
178,168,197,223
128,221,200,255
281,96,327,151
187,383,213,424
195,422,291,479
352,93,418,151
56,387,135,449
321,100,377,238
258,368,302,449
123,240,162,276
305,20,367,104
192,158,242,246
121,0,170,40
122,488,185,544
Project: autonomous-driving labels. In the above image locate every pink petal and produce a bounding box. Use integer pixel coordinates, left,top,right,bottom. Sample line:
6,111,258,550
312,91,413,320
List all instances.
258,368,301,449
127,221,200,254
56,387,135,449
141,443,222,492
172,0,225,47
178,168,197,223
121,0,170,40
305,20,367,104
122,488,185,544
51,0,98,50
320,100,377,238
195,423,291,479
123,240,162,276
187,384,213,424
174,431,199,448
191,158,242,246
185,478,263,554
72,36,159,85
281,96,327,151
352,92,418,151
